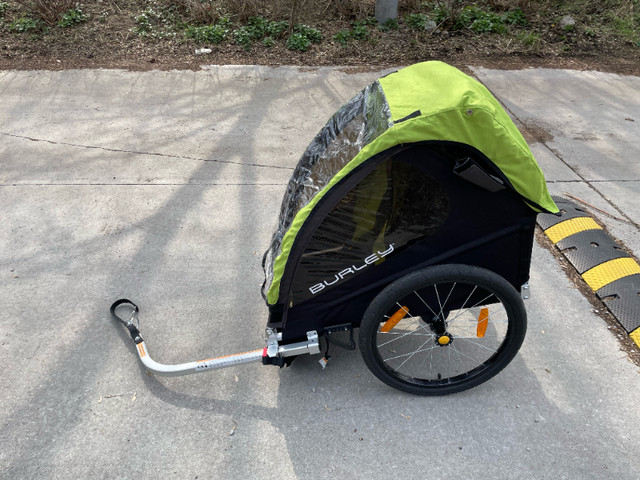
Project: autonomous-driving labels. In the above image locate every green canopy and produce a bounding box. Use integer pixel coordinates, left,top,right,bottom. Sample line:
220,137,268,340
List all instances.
263,61,557,306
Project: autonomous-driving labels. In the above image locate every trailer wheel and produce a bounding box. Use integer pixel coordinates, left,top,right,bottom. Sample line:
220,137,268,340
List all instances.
359,264,526,395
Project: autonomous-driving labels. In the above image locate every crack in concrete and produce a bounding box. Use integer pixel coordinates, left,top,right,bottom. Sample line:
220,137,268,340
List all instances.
500,105,640,232
544,142,640,230
0,131,294,171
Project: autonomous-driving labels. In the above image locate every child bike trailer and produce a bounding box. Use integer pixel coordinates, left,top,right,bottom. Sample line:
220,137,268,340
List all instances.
111,61,558,396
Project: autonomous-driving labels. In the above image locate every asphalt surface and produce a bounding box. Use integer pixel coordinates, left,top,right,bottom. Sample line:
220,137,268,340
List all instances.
1,65,639,479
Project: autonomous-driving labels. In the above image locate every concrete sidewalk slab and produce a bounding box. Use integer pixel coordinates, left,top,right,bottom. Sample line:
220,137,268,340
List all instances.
0,67,385,174
472,67,640,256
1,66,640,479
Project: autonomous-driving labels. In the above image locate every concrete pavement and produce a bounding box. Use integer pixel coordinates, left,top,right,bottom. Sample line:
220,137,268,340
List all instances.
1,65,639,479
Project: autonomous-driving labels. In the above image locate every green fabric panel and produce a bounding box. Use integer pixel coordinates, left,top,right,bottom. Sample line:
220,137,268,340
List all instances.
379,61,558,214
388,108,558,214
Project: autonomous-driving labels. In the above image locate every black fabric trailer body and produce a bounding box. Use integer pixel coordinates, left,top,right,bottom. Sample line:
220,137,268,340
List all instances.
269,142,537,342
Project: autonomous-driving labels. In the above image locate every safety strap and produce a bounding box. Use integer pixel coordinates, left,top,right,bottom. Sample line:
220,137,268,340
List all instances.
109,299,143,344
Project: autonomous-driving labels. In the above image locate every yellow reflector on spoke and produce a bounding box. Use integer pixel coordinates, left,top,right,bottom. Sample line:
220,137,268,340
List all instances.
381,306,409,332
477,308,489,338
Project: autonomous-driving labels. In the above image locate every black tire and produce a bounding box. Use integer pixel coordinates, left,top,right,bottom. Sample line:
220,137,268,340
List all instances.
359,264,526,395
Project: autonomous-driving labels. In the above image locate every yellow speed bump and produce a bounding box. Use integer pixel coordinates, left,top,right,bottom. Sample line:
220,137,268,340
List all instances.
582,257,640,292
544,217,601,244
630,328,640,349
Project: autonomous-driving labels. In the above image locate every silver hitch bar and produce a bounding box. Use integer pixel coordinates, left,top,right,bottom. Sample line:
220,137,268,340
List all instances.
110,299,320,377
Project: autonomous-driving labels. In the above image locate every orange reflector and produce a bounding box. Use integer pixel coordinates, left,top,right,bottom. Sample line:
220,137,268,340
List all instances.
477,308,489,338
380,306,409,333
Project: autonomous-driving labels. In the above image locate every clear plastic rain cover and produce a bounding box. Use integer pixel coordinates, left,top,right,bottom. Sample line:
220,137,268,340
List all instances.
262,81,392,303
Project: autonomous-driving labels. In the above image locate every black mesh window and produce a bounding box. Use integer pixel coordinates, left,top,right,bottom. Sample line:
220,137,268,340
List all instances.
291,157,449,304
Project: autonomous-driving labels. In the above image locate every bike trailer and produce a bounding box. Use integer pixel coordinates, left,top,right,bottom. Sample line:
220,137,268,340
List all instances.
112,61,558,395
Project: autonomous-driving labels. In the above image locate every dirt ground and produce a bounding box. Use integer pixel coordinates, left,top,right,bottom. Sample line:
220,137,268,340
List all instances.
1,1,639,74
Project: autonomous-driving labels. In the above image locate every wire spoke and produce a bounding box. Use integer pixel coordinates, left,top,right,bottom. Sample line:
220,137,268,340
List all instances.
413,290,439,319
446,291,498,326
377,330,436,337
385,340,438,370
378,322,432,347
439,281,456,317
369,268,523,390
448,345,485,366
451,338,500,354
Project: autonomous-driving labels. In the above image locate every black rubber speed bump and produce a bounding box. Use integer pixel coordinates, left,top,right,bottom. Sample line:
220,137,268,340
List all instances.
538,196,640,348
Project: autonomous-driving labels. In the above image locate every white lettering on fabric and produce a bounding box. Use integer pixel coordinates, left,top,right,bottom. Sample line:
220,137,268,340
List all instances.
307,244,395,295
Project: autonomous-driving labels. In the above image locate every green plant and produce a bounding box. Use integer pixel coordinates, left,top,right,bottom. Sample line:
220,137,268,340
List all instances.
132,4,184,36
0,2,7,17
229,16,289,50
262,36,274,47
287,31,311,50
133,11,154,35
9,16,40,33
244,15,267,37
613,15,638,41
405,13,429,30
332,18,372,47
433,5,449,25
455,5,480,29
471,13,506,34
426,4,520,34
351,20,369,40
233,25,254,49
185,23,229,43
266,20,288,37
58,8,87,28
333,29,352,46
286,23,321,51
378,18,398,31
503,8,528,26
438,5,507,34
293,24,322,43
584,27,597,37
